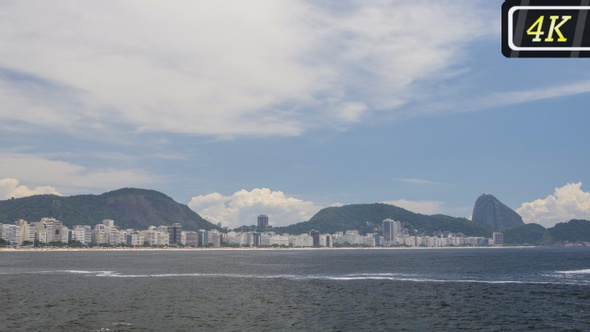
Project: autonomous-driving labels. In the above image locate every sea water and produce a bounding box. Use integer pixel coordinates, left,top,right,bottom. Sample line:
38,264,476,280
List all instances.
1,247,589,331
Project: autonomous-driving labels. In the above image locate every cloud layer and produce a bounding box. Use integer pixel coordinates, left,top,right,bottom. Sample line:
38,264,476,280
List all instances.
0,153,158,194
188,188,323,229
0,178,61,199
517,183,590,228
0,0,494,138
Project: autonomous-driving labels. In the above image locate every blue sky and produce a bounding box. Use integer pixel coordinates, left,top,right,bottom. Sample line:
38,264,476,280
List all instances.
1,0,590,229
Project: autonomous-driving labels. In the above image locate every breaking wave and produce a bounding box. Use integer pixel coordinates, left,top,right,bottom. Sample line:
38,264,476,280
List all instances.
555,269,590,274
38,270,590,285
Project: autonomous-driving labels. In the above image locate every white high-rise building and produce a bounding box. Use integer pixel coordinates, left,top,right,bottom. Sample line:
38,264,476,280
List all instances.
15,219,33,243
71,225,92,245
0,224,22,245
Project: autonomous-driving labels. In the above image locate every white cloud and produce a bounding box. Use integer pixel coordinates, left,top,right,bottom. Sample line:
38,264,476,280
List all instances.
188,188,323,229
382,199,445,215
0,0,495,138
516,182,590,228
480,80,590,110
0,178,61,199
0,153,159,194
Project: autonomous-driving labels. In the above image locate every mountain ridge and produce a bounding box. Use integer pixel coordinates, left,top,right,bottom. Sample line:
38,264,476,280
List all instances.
275,203,492,237
0,188,218,231
472,194,524,231
2,189,590,245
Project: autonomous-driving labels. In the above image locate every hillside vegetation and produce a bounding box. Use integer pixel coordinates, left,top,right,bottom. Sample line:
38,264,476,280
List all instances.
276,203,492,237
0,188,217,231
545,219,590,244
503,223,546,245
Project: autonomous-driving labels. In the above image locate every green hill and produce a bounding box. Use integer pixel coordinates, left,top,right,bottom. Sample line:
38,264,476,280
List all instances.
0,188,218,231
503,223,546,245
546,219,590,244
276,203,492,237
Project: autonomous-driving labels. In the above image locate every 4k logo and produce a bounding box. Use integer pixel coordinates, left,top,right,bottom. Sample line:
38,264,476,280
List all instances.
526,15,572,42
502,1,590,58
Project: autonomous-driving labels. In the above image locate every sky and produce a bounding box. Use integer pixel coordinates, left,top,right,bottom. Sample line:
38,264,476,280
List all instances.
1,0,590,229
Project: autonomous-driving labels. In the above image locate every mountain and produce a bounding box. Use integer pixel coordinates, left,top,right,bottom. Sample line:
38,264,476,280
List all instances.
472,194,524,231
545,219,590,244
276,203,491,237
0,188,218,231
503,223,546,246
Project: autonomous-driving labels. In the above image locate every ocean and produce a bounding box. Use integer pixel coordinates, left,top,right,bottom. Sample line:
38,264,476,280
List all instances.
1,247,589,331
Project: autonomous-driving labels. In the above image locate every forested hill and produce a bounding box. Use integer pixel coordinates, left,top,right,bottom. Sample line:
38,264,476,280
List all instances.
275,203,492,236
0,188,218,231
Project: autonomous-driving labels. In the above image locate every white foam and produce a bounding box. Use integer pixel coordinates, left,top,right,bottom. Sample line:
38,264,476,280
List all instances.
57,270,120,276
41,270,589,285
555,269,590,274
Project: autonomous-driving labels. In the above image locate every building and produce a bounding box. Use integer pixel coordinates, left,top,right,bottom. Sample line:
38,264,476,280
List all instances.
141,226,170,246
15,219,33,243
33,218,68,244
382,219,395,244
492,232,504,246
382,218,401,245
71,225,92,245
102,219,115,227
257,215,269,229
372,233,381,246
198,229,208,246
92,224,108,245
325,235,332,247
184,231,199,247
208,230,221,247
0,224,22,245
310,230,321,247
167,223,182,245
126,232,144,247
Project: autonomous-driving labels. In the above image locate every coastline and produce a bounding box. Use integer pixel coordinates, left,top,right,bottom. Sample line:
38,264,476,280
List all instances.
0,245,539,252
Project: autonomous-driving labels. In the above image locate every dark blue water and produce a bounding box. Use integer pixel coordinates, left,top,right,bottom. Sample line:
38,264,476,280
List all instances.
1,248,589,331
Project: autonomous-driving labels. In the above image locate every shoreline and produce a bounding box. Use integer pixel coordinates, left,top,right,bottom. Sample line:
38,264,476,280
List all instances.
0,245,543,252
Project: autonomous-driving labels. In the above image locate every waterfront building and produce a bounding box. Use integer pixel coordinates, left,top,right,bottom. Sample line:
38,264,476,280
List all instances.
269,234,289,246
310,230,321,247
157,230,169,246
126,232,144,247
198,229,208,247
184,231,199,247
15,219,33,243
382,219,401,245
253,232,261,247
117,230,127,245
492,232,504,246
71,225,92,245
372,233,381,246
92,224,108,245
167,223,182,245
38,218,67,243
0,224,22,245
107,227,120,246
208,230,221,247
289,233,313,247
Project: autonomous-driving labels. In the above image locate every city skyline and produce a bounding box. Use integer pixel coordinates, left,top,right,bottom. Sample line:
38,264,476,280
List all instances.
0,216,501,248
1,1,590,230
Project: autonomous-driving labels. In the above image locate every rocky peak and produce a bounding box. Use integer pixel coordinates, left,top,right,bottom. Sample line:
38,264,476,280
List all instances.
472,194,524,231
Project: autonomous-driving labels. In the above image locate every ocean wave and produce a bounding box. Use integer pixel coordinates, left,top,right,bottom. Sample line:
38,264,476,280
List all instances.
33,270,589,285
555,269,590,274
57,270,114,275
